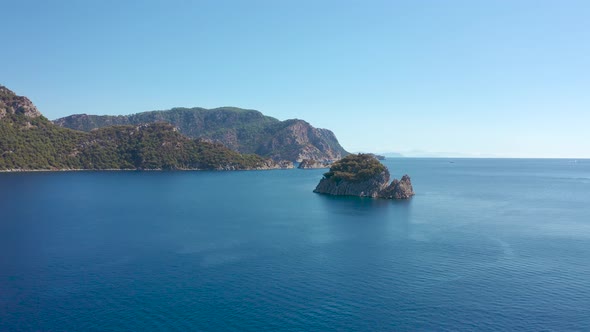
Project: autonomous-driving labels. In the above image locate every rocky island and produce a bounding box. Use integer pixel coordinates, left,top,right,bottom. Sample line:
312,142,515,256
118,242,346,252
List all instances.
313,154,414,199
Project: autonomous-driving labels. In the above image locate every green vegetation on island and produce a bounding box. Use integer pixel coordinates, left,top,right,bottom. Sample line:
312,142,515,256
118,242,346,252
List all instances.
323,153,387,182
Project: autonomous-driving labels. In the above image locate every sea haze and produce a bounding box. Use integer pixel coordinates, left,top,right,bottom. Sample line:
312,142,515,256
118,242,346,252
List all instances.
1,159,590,331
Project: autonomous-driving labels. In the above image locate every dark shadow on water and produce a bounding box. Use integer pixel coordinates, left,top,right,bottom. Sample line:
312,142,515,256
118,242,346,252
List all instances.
315,193,413,218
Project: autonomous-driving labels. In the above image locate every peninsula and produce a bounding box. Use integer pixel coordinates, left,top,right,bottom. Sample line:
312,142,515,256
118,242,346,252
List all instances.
54,108,348,163
0,85,291,171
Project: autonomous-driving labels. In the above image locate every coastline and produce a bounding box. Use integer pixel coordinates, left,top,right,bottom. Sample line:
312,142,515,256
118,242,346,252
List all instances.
0,167,294,173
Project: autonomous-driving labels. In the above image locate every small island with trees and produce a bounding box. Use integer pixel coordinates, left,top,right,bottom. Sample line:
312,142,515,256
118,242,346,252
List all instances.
313,154,414,199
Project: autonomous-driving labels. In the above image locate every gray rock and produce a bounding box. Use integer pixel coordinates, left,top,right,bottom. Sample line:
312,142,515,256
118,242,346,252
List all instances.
378,174,415,199
314,169,390,197
0,85,42,119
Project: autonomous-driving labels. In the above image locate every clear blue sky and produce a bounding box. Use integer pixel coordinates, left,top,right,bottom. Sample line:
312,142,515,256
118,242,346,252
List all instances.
2,0,589,158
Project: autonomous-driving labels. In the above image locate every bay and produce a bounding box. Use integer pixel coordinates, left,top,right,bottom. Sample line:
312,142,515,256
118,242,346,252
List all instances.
1,158,590,331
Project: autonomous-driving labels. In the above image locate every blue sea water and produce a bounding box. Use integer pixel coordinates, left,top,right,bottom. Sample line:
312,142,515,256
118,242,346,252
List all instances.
1,158,590,331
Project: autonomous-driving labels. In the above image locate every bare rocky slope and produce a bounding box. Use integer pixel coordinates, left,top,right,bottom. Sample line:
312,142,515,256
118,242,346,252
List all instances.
0,85,42,119
54,108,348,162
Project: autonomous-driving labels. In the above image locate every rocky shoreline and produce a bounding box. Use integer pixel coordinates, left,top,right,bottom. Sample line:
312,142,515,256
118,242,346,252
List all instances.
298,159,333,169
0,166,293,173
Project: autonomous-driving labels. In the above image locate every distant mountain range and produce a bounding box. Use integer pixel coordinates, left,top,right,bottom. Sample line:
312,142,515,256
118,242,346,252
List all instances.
370,151,498,158
382,152,404,158
0,85,292,171
54,108,348,162
393,150,498,158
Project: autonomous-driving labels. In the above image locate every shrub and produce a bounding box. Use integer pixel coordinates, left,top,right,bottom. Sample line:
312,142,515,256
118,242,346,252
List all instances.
323,154,385,182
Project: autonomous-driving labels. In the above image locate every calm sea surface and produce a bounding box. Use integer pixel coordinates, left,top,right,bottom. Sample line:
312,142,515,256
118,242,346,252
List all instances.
1,159,590,331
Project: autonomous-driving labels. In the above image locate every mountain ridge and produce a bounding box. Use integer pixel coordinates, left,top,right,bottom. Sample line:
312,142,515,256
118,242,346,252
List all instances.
54,107,348,162
0,85,291,171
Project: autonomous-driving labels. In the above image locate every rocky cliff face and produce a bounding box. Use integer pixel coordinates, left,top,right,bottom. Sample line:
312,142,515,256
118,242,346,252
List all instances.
314,169,391,197
313,154,415,199
256,119,346,162
314,171,415,199
376,175,415,199
252,159,293,170
0,85,42,119
54,108,348,162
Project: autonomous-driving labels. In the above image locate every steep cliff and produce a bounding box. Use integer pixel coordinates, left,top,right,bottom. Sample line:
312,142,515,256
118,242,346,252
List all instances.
377,175,415,199
256,119,346,162
313,154,415,199
54,108,348,162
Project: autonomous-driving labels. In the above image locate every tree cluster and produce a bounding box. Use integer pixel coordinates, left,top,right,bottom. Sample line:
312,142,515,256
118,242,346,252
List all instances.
323,153,386,182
